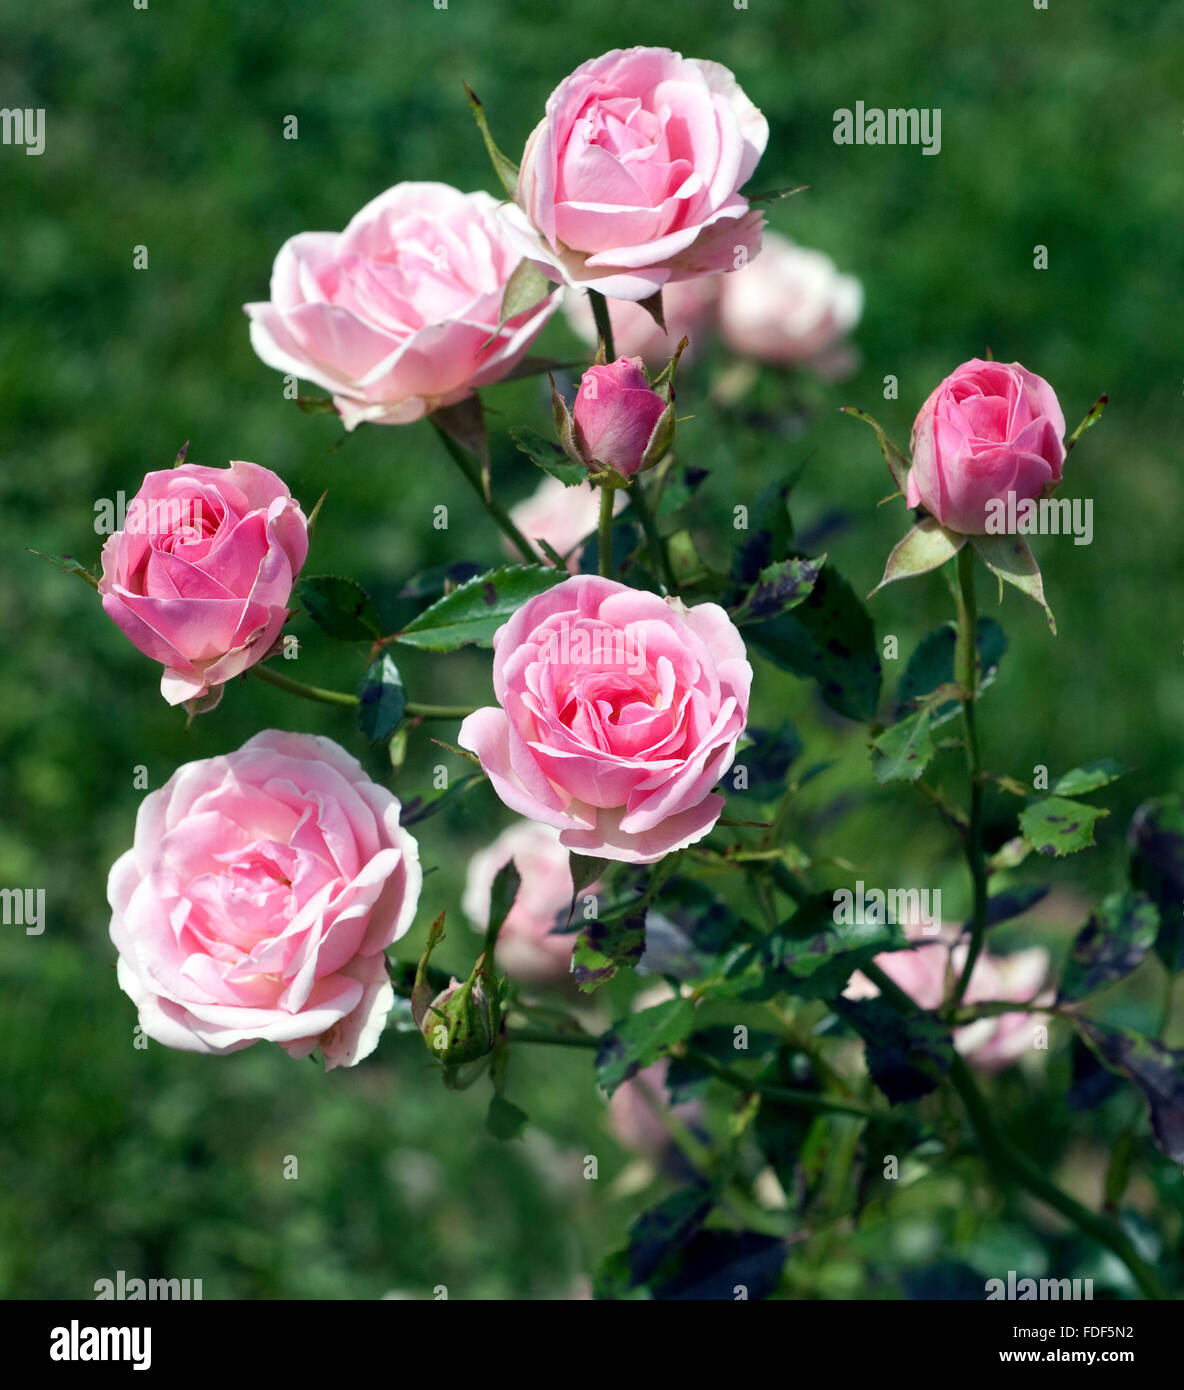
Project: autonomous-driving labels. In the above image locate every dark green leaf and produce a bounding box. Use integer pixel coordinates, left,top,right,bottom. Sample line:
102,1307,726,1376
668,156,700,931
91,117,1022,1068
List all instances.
651,1230,786,1301
835,996,954,1103
393,564,566,651
732,723,803,795
356,652,406,744
870,708,936,784
510,426,587,486
1077,1022,1184,1164
1058,891,1159,1003
1051,759,1129,797
28,548,100,590
1019,796,1109,857
626,1187,715,1286
730,556,823,625
495,258,554,335
971,884,1049,931
731,477,797,586
746,559,881,722
486,1094,528,1141
656,465,709,516
896,618,1007,723
1128,795,1184,970
594,997,696,1094
300,575,382,641
573,907,646,993
485,860,521,957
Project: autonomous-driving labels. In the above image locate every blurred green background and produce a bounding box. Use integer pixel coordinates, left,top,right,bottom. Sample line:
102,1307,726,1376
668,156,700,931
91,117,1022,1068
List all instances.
2,0,1181,1298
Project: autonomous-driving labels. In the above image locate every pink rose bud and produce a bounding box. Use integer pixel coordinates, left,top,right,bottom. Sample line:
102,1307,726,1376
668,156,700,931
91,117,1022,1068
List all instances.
907,358,1066,534
107,731,422,1069
420,971,501,1067
572,356,670,478
458,575,752,864
244,182,558,429
98,460,309,707
503,47,768,302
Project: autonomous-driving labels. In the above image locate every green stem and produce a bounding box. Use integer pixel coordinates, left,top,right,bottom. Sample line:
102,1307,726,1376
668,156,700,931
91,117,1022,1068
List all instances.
952,544,988,1004
250,665,474,718
506,1026,599,1049
685,1046,882,1121
861,960,1167,1300
597,482,614,578
429,418,536,564
588,289,616,362
630,476,677,593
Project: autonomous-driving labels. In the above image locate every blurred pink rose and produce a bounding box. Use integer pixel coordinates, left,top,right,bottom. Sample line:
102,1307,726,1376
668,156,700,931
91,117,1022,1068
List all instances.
844,922,1051,1072
458,575,751,863
108,731,422,1069
98,460,308,707
507,475,623,572
718,231,863,377
573,356,668,478
245,182,559,429
505,47,768,302
608,1058,702,1157
907,358,1066,534
562,279,719,367
462,820,586,984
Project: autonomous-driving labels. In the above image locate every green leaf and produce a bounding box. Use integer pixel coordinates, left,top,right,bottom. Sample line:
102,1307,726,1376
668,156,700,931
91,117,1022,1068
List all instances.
356,653,406,744
485,860,521,958
650,1230,787,1301
626,1187,715,1287
494,258,554,336
594,997,696,1094
870,518,964,596
746,559,881,722
1058,891,1159,1004
730,555,824,625
1077,1021,1184,1164
1019,795,1109,857
656,465,710,516
835,996,955,1103
431,393,489,480
400,770,485,827
870,708,936,784
897,618,1006,723
510,425,587,486
463,81,519,198
840,405,910,490
28,548,100,590
971,534,1056,634
486,1094,528,1142
573,907,646,993
392,564,566,651
731,476,799,585
1128,795,1184,970
1050,758,1129,798
299,575,382,641
1065,393,1108,451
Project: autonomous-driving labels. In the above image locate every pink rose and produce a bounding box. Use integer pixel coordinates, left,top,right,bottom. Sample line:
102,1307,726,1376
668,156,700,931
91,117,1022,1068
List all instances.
507,476,624,572
844,921,1051,1072
907,358,1066,534
108,731,422,1069
718,231,863,377
458,575,752,863
244,182,559,429
462,820,586,984
505,47,768,302
573,356,669,478
562,278,719,367
98,460,308,707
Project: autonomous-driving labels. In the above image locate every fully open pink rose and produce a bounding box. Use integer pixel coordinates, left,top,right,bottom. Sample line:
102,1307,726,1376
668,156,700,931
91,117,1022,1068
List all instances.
562,279,719,367
907,358,1066,534
458,575,751,863
108,731,422,1069
98,460,308,707
462,820,586,984
244,182,559,429
844,922,1051,1072
718,231,863,377
573,356,668,478
507,475,624,572
505,47,768,302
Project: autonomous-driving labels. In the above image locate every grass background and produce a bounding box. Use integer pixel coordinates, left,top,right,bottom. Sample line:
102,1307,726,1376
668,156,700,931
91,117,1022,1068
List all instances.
1,0,1181,1298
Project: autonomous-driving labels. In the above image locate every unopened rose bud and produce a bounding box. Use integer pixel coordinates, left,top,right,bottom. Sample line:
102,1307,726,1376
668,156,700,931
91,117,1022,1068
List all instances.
421,970,500,1066
572,356,671,479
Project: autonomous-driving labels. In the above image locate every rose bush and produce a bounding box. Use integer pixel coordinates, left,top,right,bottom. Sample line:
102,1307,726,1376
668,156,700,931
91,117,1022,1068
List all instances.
108,731,421,1068
98,460,308,707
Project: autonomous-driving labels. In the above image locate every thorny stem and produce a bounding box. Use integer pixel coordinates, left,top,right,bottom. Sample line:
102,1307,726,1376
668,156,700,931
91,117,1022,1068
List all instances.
250,665,473,718
951,544,989,1004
